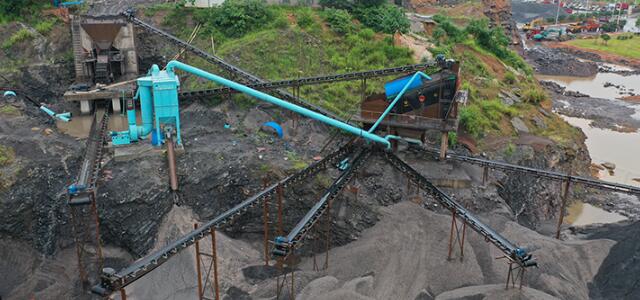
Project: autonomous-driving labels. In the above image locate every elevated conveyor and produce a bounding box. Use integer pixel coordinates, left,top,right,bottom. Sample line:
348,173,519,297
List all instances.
178,63,439,100
273,149,370,257
92,141,356,295
420,148,640,196
382,151,536,268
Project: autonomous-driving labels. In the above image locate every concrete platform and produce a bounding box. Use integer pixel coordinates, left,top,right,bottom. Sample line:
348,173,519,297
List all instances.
401,157,472,189
110,142,185,162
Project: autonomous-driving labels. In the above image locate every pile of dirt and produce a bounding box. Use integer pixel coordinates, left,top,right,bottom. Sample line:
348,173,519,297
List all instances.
511,0,569,23
280,201,615,299
587,221,640,299
526,47,598,77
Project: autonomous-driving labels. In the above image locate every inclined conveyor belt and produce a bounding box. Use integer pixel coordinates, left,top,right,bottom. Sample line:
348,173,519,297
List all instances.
178,62,438,99
273,149,370,257
92,142,355,295
382,151,534,267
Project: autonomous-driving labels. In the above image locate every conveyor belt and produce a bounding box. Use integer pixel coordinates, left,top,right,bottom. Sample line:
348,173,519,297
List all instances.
179,63,438,99
122,10,348,124
68,109,109,205
273,149,370,257
419,148,640,196
382,151,534,267
92,141,356,295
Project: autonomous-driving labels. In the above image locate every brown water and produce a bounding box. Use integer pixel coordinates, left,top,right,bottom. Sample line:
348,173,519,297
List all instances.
562,116,640,186
56,107,139,139
537,72,640,100
565,201,627,226
542,69,640,225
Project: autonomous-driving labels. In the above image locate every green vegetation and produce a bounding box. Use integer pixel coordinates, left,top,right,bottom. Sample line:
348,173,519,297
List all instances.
567,35,640,59
459,99,517,138
0,105,21,117
0,145,15,167
504,143,515,156
448,132,458,147
34,18,57,35
193,0,272,38
600,33,611,45
2,28,35,49
286,151,308,171
322,8,355,35
522,87,548,104
319,0,409,34
0,1,49,24
157,4,412,117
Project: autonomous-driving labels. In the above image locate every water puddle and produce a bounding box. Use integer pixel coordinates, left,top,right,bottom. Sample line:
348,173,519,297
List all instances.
561,116,640,186
537,72,640,100
56,107,137,139
565,201,627,226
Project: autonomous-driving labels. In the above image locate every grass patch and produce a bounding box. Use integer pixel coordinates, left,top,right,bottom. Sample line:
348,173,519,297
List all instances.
286,151,308,171
34,18,56,35
459,99,517,138
2,28,34,49
566,36,640,60
0,145,15,167
0,105,21,116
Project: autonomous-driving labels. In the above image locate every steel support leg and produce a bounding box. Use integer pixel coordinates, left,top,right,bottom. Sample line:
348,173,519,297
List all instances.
277,185,284,236
440,131,448,161
555,177,572,239
210,228,221,300
482,166,489,187
447,211,466,261
120,288,127,300
194,224,204,300
263,178,270,266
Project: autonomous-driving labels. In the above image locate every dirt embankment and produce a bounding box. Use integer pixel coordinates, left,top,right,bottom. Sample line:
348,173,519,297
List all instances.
526,47,599,77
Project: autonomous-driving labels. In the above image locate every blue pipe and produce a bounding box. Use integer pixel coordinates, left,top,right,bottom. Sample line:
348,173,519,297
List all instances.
165,61,392,148
40,105,70,122
368,72,431,133
136,85,154,138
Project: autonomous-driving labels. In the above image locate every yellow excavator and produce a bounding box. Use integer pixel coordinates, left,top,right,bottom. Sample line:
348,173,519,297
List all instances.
522,17,543,32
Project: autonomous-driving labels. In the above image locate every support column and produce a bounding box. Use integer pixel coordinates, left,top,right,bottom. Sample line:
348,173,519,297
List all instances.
439,131,449,161
120,288,127,300
263,179,270,266
555,176,572,239
194,224,204,300
112,98,122,113
80,100,92,114
210,228,221,300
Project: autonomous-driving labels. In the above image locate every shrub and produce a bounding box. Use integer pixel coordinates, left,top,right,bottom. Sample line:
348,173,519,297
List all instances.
2,28,34,49
35,19,56,35
459,99,517,137
272,15,290,29
353,4,409,34
296,8,316,29
522,87,547,104
323,8,354,35
448,131,458,146
205,0,272,38
504,71,516,84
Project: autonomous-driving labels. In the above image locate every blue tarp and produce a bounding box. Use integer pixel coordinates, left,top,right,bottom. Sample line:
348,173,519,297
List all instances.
384,75,423,99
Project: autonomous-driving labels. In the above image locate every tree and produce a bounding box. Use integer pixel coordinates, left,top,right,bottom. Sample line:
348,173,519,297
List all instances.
354,4,409,34
323,8,355,35
601,33,611,45
206,0,272,38
0,0,44,23
319,0,352,10
636,17,640,28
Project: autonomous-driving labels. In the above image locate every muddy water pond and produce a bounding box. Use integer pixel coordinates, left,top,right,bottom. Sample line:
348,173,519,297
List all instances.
540,70,640,187
565,201,627,226
537,72,640,100
56,107,140,139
